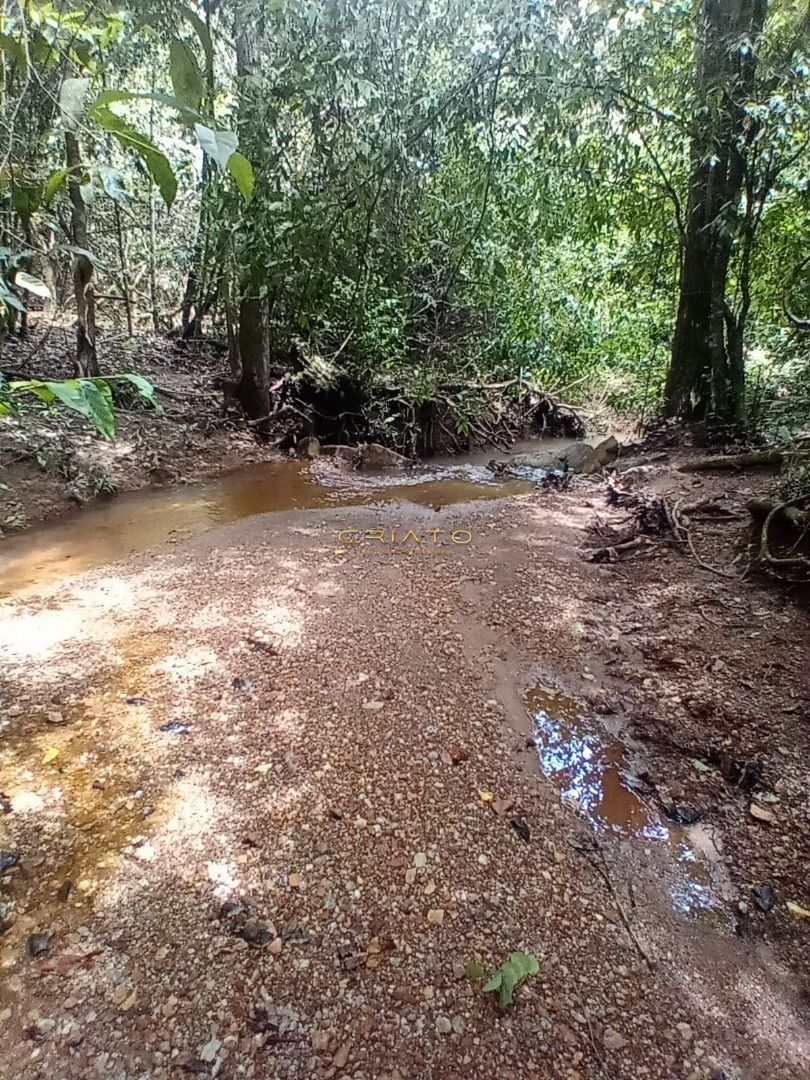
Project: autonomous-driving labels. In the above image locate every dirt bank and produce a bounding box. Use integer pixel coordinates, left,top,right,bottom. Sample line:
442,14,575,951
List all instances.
0,457,808,1079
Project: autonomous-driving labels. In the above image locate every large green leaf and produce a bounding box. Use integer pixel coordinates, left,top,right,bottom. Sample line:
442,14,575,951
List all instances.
182,6,214,79
227,152,255,201
93,107,177,207
94,89,201,124
117,373,163,414
194,123,238,171
170,40,204,112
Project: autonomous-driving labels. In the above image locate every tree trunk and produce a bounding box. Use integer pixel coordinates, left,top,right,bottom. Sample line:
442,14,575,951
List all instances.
235,12,268,419
65,130,99,377
666,0,767,425
237,295,269,419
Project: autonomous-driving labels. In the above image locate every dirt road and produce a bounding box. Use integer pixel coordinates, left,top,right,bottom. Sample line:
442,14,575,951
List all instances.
1,467,808,1079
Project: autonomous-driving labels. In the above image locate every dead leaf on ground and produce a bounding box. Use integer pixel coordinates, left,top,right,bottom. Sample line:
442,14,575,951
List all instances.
42,747,60,764
786,901,810,920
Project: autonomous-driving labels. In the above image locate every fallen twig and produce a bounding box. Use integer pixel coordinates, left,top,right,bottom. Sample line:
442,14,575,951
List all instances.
571,837,655,968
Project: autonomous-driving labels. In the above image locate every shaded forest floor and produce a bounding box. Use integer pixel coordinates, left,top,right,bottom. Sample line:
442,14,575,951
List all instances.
1,452,808,1079
1,334,277,532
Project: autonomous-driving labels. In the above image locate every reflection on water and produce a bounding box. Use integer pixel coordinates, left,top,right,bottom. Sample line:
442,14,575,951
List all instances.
526,684,728,922
0,459,530,597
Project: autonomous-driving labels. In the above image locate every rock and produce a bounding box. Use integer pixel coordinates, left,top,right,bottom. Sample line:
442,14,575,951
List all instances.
35,1018,56,1035
332,1043,351,1069
27,933,49,957
288,873,302,888
752,884,775,912
448,745,470,765
509,816,531,842
603,1028,629,1052
427,908,445,925
435,1016,452,1035
297,436,321,459
413,852,427,868
665,805,701,826
560,442,595,472
676,1022,694,1043
451,1015,466,1035
321,444,358,465
200,1037,222,1063
357,443,409,469
583,435,619,474
311,1029,330,1052
0,851,19,872
46,710,66,724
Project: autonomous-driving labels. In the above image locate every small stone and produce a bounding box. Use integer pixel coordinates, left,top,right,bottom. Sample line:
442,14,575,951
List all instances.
288,873,302,888
478,854,489,866
435,1016,452,1035
46,711,66,725
311,1030,330,1052
451,1015,465,1035
424,880,436,896
413,852,427,868
27,933,49,958
200,1037,222,1063
405,868,417,885
332,1043,351,1069
35,1018,56,1035
676,1022,694,1043
427,908,445,925
268,937,283,955
604,1028,629,1052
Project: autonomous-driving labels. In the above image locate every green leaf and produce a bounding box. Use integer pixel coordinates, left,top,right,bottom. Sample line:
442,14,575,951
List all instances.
0,32,27,74
43,169,68,205
482,952,540,1008
59,77,90,131
117,373,163,414
12,183,42,225
14,271,51,299
94,89,201,123
169,40,204,112
465,961,485,980
83,380,116,439
691,759,711,773
194,123,238,171
182,6,213,80
93,106,177,207
227,152,255,201
0,290,26,313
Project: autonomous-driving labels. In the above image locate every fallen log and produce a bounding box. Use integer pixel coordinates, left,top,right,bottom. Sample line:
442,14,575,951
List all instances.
678,450,783,473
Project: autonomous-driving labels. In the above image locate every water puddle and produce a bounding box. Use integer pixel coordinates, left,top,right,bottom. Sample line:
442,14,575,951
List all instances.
0,458,531,597
526,684,731,923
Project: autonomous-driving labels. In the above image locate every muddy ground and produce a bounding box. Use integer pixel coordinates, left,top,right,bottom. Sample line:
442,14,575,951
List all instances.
1,333,279,532
0,449,808,1080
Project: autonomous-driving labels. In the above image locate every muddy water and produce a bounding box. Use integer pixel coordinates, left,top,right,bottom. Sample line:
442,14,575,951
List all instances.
0,458,531,597
526,684,730,921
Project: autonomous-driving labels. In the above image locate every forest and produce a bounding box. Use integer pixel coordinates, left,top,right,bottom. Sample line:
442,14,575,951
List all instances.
1,4,810,1080
0,0,807,449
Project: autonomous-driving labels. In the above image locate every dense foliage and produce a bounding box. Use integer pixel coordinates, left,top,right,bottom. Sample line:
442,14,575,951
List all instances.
0,0,808,439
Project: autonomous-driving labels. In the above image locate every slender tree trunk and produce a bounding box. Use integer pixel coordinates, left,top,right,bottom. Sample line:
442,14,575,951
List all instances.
148,64,160,333
666,0,767,425
235,11,269,419
113,202,133,337
65,130,99,377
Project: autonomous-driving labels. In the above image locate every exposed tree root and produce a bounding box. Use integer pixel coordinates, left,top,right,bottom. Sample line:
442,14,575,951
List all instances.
678,449,783,472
